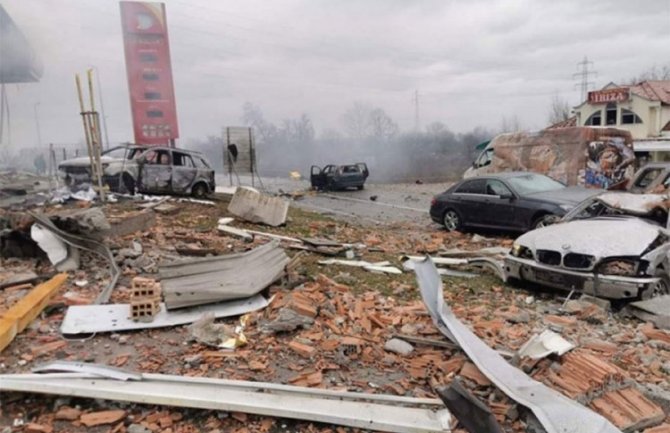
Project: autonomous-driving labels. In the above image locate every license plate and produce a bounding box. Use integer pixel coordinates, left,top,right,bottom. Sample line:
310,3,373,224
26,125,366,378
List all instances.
535,269,583,289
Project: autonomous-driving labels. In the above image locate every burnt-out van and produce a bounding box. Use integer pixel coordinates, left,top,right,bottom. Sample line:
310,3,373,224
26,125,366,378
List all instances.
464,127,635,189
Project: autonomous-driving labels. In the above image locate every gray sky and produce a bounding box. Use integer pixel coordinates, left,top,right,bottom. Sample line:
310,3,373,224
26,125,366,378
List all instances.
2,0,670,148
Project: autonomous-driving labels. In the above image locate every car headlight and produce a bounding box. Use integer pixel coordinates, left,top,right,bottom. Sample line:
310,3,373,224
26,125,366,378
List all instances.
559,204,574,212
511,243,533,259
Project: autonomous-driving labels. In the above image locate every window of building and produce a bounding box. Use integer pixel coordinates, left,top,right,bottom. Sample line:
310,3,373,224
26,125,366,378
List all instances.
146,110,163,118
621,109,643,124
585,111,602,126
139,52,158,63
455,179,486,194
606,103,617,125
142,72,159,81
144,91,162,100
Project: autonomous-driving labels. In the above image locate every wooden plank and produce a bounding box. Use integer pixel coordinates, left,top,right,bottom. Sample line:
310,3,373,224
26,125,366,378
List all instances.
0,273,68,352
0,318,18,354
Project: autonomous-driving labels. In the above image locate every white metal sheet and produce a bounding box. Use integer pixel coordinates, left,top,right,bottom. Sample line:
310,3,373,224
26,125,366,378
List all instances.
0,373,452,433
413,258,622,433
60,294,268,335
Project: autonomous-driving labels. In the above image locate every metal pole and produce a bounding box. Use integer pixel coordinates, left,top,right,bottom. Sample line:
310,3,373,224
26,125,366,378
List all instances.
33,103,42,146
92,66,110,150
226,127,233,186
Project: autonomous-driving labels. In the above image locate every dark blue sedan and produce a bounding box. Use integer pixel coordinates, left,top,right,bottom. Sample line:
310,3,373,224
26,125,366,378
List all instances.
430,172,599,232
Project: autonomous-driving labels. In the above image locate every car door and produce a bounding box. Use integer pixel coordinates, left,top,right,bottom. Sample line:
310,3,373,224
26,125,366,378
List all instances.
481,179,519,228
138,149,172,194
171,151,198,194
451,179,487,226
340,165,361,188
356,162,369,179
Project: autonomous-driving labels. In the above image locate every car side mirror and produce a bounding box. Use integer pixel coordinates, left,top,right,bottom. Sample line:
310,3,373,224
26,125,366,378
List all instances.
500,193,514,200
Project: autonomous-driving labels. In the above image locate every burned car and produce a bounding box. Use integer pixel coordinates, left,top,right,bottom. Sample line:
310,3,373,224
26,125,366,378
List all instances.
59,145,215,198
505,192,670,300
310,163,369,191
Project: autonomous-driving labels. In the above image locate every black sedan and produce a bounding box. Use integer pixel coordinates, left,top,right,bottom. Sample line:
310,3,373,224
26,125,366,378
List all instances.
430,172,599,232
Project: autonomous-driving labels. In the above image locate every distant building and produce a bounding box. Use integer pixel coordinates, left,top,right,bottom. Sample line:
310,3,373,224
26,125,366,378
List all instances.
571,81,670,160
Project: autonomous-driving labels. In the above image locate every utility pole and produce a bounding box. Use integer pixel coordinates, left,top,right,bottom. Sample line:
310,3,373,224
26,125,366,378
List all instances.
413,89,420,131
91,66,110,149
573,56,597,102
33,102,42,146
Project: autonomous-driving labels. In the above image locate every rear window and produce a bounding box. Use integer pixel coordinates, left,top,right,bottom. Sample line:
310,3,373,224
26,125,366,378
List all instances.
455,179,485,194
341,165,360,174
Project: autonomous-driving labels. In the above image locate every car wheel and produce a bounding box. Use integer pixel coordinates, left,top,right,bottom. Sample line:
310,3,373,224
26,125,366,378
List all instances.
533,214,559,229
643,272,670,300
443,209,462,232
122,173,136,195
192,183,208,198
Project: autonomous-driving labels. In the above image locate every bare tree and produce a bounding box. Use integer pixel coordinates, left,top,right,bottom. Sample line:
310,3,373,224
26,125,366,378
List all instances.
341,102,373,140
548,95,571,125
623,64,670,84
369,108,398,142
241,102,277,144
500,115,522,133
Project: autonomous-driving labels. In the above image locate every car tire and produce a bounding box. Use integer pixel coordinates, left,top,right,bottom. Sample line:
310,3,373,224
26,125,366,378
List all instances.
532,214,558,229
642,271,670,300
192,183,209,199
443,209,462,232
122,173,136,195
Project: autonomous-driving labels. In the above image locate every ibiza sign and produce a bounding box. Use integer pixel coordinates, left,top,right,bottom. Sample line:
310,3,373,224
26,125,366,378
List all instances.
588,88,630,104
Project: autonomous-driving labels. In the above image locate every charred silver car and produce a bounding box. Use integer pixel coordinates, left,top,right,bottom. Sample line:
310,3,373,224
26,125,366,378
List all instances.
59,145,215,198
505,192,670,300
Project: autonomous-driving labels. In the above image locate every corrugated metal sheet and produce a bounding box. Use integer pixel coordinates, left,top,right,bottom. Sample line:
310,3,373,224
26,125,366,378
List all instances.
160,241,288,310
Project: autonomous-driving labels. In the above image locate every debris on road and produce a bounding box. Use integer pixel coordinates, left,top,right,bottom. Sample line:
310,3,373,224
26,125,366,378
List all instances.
228,186,289,226
319,258,403,274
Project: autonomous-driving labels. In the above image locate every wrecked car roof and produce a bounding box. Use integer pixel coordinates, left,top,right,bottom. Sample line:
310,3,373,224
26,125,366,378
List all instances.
597,192,670,215
516,217,662,257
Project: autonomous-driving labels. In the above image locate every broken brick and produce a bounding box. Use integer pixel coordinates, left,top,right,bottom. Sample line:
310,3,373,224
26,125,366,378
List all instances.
80,410,127,427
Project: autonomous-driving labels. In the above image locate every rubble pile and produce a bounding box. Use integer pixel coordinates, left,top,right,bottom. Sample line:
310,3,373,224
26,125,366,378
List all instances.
1,193,670,433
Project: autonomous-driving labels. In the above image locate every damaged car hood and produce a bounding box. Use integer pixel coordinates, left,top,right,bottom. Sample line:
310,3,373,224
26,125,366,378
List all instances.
517,217,663,257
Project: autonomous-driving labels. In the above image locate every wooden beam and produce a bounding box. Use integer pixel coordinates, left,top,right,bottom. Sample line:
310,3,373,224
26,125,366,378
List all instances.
0,273,68,353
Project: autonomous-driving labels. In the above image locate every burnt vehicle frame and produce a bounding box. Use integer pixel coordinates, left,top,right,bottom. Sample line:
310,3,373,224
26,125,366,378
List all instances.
505,192,670,300
310,163,369,191
429,172,598,233
58,145,216,198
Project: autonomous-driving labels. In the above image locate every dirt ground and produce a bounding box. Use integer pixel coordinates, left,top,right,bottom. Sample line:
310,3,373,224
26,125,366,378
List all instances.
1,188,670,433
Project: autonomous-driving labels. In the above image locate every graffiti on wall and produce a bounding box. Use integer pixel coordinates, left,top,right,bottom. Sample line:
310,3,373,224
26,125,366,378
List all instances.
583,136,636,189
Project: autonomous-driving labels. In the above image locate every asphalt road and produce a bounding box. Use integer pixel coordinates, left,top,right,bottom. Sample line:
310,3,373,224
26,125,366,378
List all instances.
216,174,452,226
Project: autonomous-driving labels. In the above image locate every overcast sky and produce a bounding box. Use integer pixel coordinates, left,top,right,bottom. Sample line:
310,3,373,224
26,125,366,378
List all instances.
2,0,669,148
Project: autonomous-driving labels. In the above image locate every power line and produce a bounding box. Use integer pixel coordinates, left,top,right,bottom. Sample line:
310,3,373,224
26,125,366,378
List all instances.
573,56,597,102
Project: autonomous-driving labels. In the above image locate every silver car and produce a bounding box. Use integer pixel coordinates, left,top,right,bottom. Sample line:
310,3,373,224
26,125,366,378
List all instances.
505,192,670,299
59,145,215,198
